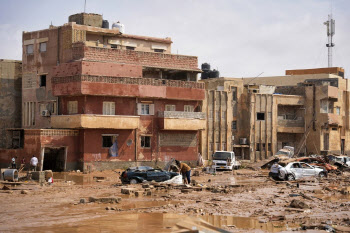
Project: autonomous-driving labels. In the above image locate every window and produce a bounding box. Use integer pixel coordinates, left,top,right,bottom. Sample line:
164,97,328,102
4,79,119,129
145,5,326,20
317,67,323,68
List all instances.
215,143,220,151
256,143,260,151
262,143,266,151
102,134,118,148
336,107,340,115
165,104,176,111
39,42,47,52
126,46,135,50
215,111,220,119
51,102,57,115
332,127,337,131
222,143,226,151
22,102,36,126
320,99,334,113
137,103,154,115
268,143,272,152
257,112,265,120
154,49,164,53
40,75,46,87
103,102,115,115
68,101,78,114
324,133,329,150
111,44,118,49
231,121,237,130
184,105,194,112
26,44,34,54
231,86,237,101
141,136,151,148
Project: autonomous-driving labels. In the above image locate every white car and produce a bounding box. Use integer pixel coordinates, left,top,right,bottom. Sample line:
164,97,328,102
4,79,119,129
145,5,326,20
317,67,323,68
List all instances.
212,151,240,171
279,162,327,181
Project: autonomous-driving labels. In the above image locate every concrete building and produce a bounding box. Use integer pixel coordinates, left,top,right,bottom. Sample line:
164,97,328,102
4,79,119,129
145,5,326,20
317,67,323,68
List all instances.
0,60,22,150
0,13,205,171
201,67,348,161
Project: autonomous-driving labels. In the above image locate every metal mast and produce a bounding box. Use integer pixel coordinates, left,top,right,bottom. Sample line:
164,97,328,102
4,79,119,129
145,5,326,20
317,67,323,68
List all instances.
324,14,335,67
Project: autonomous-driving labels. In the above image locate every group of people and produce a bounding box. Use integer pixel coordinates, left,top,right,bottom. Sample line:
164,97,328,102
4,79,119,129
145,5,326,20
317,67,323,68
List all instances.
10,155,38,171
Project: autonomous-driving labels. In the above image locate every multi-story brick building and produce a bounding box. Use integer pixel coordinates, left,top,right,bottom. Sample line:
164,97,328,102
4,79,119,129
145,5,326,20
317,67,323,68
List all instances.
201,67,348,161
0,13,205,171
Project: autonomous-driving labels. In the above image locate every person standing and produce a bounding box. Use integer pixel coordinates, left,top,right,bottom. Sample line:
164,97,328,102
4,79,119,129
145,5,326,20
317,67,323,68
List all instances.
20,157,26,171
30,155,38,171
11,156,17,169
175,160,191,184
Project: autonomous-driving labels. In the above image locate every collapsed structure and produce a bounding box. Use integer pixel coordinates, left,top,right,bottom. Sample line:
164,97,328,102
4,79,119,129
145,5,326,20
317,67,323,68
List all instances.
201,67,348,161
0,13,205,171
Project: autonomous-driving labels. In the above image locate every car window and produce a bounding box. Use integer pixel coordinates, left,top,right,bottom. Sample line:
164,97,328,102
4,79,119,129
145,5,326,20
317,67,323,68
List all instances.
292,163,301,168
301,163,312,169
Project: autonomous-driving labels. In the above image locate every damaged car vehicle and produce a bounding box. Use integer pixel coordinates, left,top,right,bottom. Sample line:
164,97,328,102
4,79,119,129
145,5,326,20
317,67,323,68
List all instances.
120,166,180,184
278,162,327,181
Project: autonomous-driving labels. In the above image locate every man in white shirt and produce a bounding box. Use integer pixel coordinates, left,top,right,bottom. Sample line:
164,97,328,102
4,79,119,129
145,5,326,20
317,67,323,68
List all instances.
30,155,38,171
269,162,282,180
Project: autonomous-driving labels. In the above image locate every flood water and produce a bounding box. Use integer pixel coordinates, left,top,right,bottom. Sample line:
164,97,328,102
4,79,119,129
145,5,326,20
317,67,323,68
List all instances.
24,212,297,233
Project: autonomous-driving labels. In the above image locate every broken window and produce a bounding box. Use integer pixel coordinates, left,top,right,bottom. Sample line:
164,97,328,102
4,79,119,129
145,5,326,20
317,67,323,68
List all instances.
68,101,78,114
26,44,34,54
40,75,46,87
320,99,334,113
103,102,115,115
141,136,151,148
231,121,237,131
257,112,265,121
165,104,176,111
39,42,47,52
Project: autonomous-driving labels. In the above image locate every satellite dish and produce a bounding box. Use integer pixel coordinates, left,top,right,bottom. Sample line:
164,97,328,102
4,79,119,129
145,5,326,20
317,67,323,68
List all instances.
126,139,133,146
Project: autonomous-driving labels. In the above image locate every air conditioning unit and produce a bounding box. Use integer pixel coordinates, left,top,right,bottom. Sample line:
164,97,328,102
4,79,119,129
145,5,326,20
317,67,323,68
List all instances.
41,110,50,117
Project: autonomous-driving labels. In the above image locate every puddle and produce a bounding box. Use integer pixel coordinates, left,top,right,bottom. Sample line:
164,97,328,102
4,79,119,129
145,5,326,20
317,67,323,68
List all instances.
119,200,181,210
53,173,93,185
22,212,298,233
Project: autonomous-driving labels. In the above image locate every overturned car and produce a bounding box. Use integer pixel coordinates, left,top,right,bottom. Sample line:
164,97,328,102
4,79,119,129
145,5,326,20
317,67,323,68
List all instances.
120,166,180,184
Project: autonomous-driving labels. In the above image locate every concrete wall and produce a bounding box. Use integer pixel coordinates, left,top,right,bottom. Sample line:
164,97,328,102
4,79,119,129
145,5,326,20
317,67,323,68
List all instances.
0,60,22,148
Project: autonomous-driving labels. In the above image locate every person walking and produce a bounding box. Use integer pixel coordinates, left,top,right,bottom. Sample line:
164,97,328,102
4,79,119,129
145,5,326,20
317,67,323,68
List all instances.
175,160,191,184
30,155,38,171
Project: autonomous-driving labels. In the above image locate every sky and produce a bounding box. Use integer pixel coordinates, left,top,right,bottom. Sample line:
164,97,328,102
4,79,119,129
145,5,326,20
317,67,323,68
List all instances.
0,0,349,78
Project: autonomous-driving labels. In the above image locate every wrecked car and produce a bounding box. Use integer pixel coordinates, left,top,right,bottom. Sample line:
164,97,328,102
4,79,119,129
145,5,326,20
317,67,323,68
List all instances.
279,162,327,181
296,157,337,172
120,166,179,184
212,151,240,170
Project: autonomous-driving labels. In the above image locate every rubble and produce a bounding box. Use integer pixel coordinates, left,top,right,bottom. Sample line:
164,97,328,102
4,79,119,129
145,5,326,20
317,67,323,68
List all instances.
88,197,121,203
290,199,310,209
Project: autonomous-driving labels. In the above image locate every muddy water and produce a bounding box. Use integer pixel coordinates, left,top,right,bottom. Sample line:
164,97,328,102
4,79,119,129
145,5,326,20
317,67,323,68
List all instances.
24,212,297,233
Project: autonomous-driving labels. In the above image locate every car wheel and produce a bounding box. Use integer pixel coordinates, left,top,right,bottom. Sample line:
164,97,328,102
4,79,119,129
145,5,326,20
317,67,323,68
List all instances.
286,174,295,181
319,172,326,178
130,179,138,184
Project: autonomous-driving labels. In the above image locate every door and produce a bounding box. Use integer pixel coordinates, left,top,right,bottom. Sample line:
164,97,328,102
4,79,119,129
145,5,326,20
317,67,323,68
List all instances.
341,139,345,155
300,163,316,177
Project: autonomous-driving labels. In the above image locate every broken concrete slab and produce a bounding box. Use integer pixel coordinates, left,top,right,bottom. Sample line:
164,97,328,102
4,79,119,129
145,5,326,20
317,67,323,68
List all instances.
121,188,137,195
89,197,121,203
290,199,310,209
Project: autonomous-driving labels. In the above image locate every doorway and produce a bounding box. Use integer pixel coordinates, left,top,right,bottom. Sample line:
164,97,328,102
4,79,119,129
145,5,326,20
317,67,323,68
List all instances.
43,147,66,172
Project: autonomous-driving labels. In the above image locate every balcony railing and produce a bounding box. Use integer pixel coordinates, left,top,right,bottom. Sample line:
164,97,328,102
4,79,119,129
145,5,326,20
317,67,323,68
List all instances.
72,42,201,72
277,119,304,128
52,75,205,89
158,111,206,119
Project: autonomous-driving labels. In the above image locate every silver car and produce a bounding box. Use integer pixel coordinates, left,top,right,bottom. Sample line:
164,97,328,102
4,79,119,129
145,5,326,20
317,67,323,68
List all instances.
279,162,327,181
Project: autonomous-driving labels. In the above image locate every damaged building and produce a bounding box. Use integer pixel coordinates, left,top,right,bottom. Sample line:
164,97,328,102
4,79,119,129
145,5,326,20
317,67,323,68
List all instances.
201,67,348,161
0,13,205,171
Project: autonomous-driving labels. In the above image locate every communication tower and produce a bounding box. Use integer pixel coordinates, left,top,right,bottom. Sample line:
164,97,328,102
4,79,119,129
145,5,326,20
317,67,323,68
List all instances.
324,14,335,67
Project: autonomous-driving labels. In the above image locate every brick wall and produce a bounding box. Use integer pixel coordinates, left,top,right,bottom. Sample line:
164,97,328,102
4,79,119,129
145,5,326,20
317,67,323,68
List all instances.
72,42,200,71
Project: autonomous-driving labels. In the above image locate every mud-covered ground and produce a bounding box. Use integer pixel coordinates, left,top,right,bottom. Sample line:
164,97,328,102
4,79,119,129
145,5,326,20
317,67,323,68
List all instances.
1,168,350,232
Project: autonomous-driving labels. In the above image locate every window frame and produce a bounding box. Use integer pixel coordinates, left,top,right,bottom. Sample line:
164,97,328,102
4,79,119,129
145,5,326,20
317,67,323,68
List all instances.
103,101,116,115
256,112,265,121
26,44,34,55
140,136,151,148
165,104,176,111
39,42,47,52
184,105,194,112
67,101,78,115
102,134,118,148
40,75,46,87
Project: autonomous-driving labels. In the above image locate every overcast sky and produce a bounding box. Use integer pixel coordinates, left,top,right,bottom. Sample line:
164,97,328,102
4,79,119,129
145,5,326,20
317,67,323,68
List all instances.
0,0,349,78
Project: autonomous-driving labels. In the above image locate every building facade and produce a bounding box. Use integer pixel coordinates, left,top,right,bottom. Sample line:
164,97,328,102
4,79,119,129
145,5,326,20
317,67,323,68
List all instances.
0,13,205,171
201,67,349,161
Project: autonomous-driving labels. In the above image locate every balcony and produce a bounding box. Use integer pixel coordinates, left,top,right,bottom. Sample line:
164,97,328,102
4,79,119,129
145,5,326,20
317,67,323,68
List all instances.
319,113,342,126
158,111,206,131
52,75,205,100
72,42,201,72
276,95,305,106
277,117,304,133
319,85,339,100
51,114,140,129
